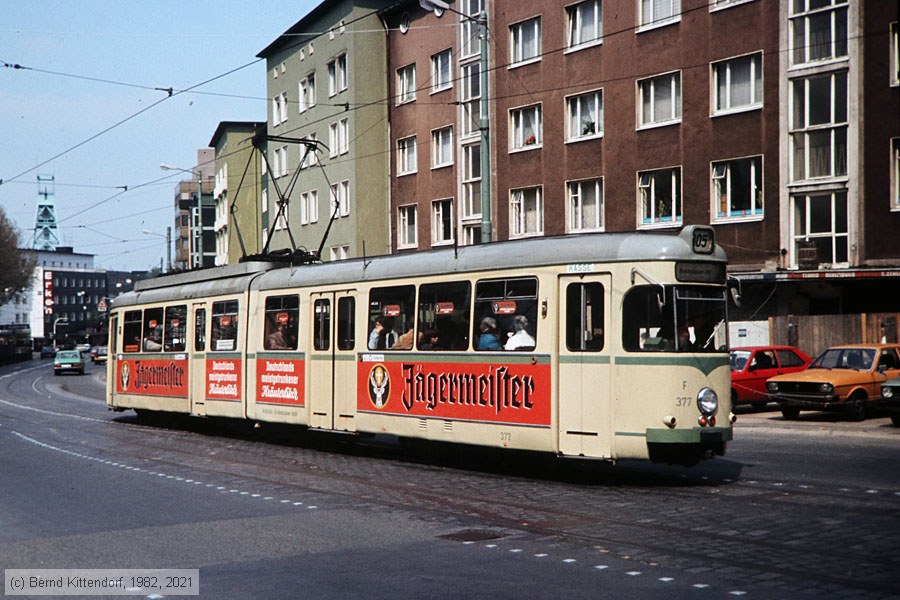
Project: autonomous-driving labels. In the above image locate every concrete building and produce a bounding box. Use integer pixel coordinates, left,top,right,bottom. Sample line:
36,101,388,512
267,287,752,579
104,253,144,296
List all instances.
257,0,392,262
172,148,216,271
209,121,268,265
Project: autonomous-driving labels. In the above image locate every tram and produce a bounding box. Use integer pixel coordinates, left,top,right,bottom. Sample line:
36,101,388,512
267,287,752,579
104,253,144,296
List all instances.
106,225,734,465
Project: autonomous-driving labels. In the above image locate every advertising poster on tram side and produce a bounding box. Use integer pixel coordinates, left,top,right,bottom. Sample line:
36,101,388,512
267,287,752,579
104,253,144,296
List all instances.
255,357,305,406
116,357,189,398
357,357,552,427
206,358,242,401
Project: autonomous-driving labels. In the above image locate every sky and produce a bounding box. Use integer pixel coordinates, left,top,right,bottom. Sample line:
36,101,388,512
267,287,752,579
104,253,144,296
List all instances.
0,0,318,272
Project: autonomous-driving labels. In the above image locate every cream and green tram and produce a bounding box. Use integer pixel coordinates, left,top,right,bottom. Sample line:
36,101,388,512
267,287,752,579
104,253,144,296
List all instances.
107,225,733,465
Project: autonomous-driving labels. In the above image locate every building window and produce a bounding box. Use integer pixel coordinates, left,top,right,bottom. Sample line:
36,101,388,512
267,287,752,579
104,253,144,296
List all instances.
460,0,484,59
639,0,681,30
566,90,602,141
298,73,316,113
328,119,349,157
792,190,848,267
272,92,288,126
567,0,602,50
397,136,417,175
273,145,289,178
460,143,482,245
327,54,347,96
712,156,763,220
510,17,541,66
638,72,681,128
891,138,900,210
300,133,319,169
300,190,318,225
891,22,899,87
432,199,454,246
398,205,417,248
432,127,453,168
397,63,416,104
329,245,349,261
432,49,452,92
790,0,848,67
639,167,682,227
567,178,604,232
791,71,848,181
510,187,543,237
461,63,482,137
510,104,542,151
273,198,289,231
713,53,762,115
330,180,350,217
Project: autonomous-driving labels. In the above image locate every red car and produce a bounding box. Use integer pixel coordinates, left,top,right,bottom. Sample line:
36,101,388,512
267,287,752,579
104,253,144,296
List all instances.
730,345,812,408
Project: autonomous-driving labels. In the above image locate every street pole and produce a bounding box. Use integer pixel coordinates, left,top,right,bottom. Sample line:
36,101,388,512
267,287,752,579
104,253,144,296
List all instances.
166,226,172,273
196,173,203,269
478,9,491,244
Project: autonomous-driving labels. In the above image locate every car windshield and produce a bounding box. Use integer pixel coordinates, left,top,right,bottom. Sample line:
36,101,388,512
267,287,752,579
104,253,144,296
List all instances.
730,350,751,371
810,348,875,371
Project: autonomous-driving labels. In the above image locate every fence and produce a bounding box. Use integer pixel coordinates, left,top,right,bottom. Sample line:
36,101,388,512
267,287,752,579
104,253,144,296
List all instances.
770,313,900,357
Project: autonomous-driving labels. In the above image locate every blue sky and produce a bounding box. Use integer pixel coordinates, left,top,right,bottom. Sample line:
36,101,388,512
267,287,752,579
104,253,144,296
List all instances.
0,1,316,271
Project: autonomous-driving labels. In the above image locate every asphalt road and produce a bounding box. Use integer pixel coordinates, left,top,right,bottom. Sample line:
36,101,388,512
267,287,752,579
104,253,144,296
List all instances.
1,356,898,599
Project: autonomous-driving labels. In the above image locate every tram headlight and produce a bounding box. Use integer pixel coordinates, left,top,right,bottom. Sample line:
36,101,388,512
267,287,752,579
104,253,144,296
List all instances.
697,387,718,417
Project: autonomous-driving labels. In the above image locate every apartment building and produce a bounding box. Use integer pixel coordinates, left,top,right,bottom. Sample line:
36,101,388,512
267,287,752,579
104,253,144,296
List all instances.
257,0,392,262
209,121,267,265
381,0,899,321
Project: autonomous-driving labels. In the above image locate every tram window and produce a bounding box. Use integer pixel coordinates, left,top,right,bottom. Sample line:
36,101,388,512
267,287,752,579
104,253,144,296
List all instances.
417,281,471,351
123,310,142,353
473,277,538,351
314,299,331,351
142,308,164,352
164,305,187,352
195,308,206,352
566,283,604,352
264,295,299,351
368,285,415,350
622,285,727,352
211,300,239,352
337,297,355,350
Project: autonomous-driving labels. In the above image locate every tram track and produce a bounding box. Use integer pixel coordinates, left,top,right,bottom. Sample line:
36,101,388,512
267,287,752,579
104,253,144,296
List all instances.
4,364,900,597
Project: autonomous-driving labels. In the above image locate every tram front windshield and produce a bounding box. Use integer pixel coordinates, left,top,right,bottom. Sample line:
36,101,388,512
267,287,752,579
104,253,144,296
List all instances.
622,285,728,353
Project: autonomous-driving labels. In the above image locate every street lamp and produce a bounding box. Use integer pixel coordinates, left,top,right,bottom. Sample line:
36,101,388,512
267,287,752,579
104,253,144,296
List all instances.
142,228,172,273
420,0,491,243
161,163,204,269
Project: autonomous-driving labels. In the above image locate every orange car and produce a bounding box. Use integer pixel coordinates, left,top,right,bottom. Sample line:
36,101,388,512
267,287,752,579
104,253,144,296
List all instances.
765,344,900,421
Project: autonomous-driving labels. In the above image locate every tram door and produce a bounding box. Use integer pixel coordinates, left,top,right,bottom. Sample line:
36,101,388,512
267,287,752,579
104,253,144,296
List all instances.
107,313,118,406
189,303,207,417
557,275,612,458
308,291,357,431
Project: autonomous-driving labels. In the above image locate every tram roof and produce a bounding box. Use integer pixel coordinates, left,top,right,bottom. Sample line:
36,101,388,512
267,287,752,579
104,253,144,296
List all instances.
253,226,725,291
111,227,724,308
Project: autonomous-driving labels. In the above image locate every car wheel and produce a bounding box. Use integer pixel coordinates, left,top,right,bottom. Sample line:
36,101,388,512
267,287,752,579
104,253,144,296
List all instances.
891,413,900,427
845,393,866,422
780,407,800,419
53,371,60,376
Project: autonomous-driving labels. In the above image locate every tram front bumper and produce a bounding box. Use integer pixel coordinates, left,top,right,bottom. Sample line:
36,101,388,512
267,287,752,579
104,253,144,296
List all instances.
645,426,733,465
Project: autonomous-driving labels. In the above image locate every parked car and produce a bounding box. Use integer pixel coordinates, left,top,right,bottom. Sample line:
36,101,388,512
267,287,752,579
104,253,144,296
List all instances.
730,346,812,408
39,345,57,359
91,346,108,364
75,343,91,355
53,350,85,376
880,377,900,427
766,344,900,421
